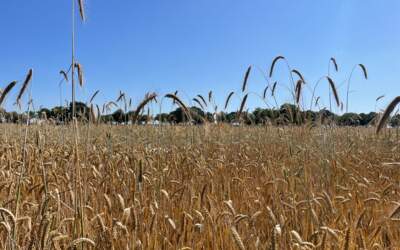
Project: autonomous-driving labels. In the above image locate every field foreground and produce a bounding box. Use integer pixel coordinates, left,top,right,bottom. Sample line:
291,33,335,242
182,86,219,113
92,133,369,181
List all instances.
0,124,400,249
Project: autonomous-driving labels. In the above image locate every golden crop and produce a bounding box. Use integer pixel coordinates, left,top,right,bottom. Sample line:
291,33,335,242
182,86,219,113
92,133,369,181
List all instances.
0,124,399,249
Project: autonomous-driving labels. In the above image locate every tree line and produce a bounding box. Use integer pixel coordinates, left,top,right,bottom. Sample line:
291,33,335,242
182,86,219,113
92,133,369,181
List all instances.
1,101,400,127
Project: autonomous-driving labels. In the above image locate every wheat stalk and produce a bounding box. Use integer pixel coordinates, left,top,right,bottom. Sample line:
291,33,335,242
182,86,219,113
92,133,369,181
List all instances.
262,86,269,99
132,93,157,123
230,226,245,250
197,94,207,107
165,93,192,122
358,64,368,79
69,237,95,248
327,76,340,107
77,0,86,21
16,69,33,106
89,90,100,103
225,91,235,110
292,69,305,83
242,66,251,92
295,79,303,104
236,94,248,121
74,63,84,87
0,81,17,106
376,96,400,134
271,81,277,96
330,57,339,72
376,95,385,102
193,97,204,110
269,56,285,78
116,91,125,102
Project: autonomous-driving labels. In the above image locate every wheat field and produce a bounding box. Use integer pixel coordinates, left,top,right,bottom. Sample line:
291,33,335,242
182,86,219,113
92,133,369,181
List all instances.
1,0,399,249
0,123,399,249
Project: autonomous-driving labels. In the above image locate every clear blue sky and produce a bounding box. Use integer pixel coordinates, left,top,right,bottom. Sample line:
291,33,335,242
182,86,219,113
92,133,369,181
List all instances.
0,0,399,114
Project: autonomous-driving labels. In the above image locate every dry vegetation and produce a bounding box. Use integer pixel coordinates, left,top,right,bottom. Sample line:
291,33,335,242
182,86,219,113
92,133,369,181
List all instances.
0,124,400,249
2,0,399,249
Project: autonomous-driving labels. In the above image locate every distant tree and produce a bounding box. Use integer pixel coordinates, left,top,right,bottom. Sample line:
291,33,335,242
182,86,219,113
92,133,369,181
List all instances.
252,108,265,124
0,101,392,128
318,109,336,125
154,113,169,123
252,108,279,124
337,113,361,126
0,108,7,123
390,114,400,127
138,114,151,124
112,109,125,123
279,103,303,125
189,106,205,124
359,112,376,126
39,108,52,119
169,107,199,123
51,106,68,122
6,111,19,123
243,112,256,125
225,112,237,123
62,101,91,121
303,110,317,123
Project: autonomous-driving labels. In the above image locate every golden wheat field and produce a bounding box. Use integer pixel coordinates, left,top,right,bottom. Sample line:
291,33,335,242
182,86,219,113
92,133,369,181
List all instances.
0,124,399,249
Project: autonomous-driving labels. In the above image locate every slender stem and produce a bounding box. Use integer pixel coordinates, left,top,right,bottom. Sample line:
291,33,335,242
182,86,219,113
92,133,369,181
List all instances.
72,0,76,119
346,65,357,113
281,60,296,104
247,91,272,109
309,76,327,111
14,86,33,249
328,61,332,112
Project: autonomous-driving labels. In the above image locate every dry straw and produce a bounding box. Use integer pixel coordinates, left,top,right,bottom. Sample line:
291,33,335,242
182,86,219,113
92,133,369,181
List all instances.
69,237,95,248
230,226,245,250
390,204,400,219
344,228,351,250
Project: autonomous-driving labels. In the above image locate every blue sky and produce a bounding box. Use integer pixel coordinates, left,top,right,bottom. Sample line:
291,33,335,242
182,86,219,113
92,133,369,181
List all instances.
0,0,399,114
